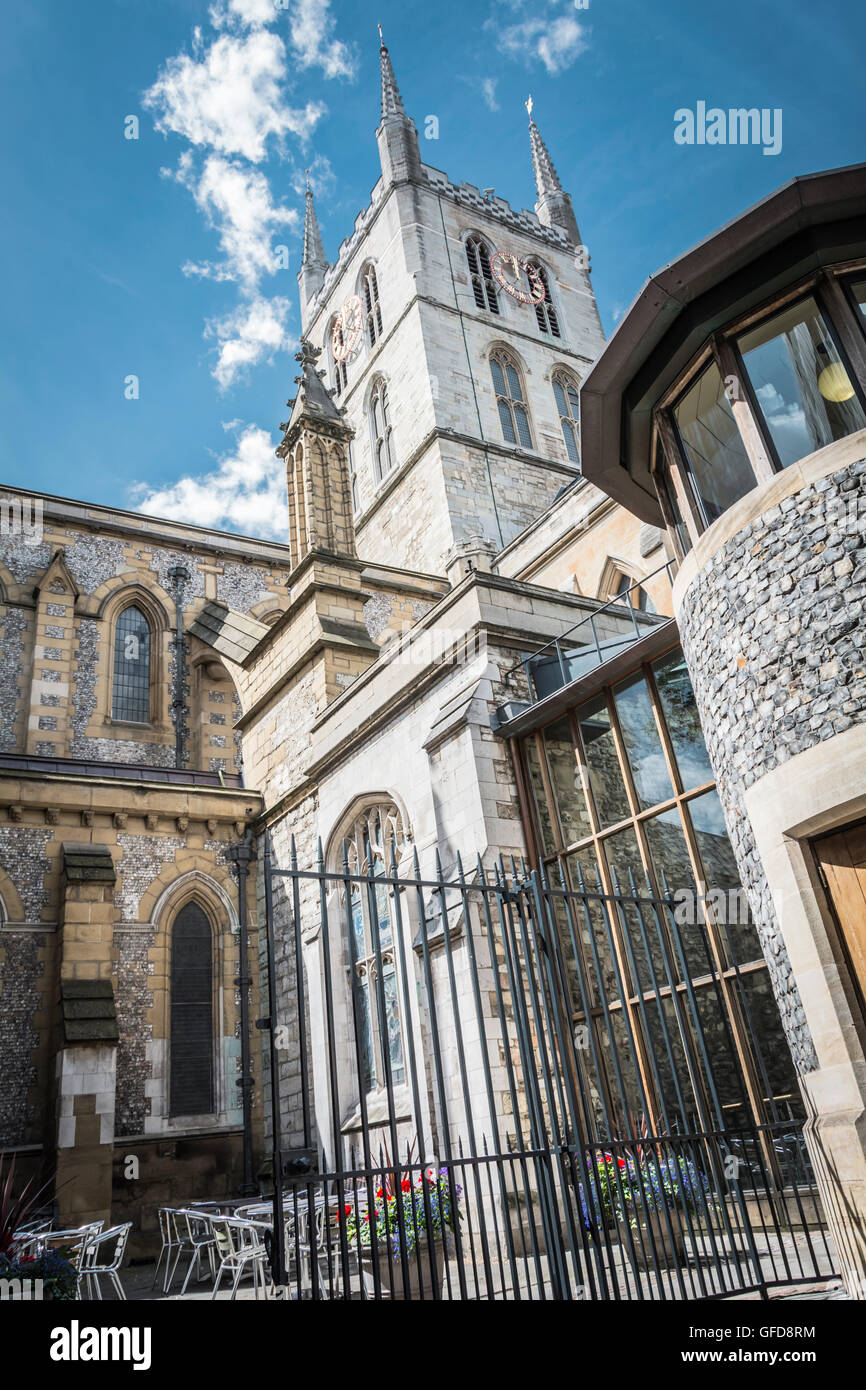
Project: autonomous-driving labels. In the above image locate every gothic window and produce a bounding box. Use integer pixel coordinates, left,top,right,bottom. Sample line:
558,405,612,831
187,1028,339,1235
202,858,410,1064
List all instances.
531,262,560,336
466,236,499,314
112,605,151,723
553,369,581,465
362,264,383,347
330,316,348,395
343,805,409,1095
491,349,532,448
369,378,395,480
612,569,656,614
169,902,214,1116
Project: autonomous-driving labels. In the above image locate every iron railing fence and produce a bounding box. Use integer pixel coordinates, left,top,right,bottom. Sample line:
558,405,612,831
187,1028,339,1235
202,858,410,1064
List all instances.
259,838,838,1300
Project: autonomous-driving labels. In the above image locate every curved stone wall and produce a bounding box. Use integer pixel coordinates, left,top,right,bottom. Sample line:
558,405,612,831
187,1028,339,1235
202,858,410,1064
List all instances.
677,451,866,1075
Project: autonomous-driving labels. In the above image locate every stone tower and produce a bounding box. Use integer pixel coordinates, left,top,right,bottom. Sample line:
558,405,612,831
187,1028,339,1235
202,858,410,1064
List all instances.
292,36,606,577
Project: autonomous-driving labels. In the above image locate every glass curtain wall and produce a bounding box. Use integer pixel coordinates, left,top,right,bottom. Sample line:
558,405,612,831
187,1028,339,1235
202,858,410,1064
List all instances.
520,645,801,1143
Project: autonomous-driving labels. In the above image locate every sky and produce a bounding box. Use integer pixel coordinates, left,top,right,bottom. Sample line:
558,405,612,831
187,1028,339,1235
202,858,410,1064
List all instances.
1,0,864,541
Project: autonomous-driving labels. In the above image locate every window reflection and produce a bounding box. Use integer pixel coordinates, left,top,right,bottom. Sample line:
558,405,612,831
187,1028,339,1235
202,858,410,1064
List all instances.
652,648,714,789
576,695,630,827
686,788,757,967
613,673,673,810
738,296,866,468
543,718,592,845
643,805,710,983
849,277,866,324
524,738,555,853
674,360,755,524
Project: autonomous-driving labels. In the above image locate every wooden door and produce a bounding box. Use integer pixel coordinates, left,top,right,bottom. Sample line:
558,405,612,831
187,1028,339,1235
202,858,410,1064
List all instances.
815,822,866,1014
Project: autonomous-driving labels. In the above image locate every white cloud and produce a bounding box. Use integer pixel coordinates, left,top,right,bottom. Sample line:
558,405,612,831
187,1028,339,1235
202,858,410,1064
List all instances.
289,0,357,80
171,152,297,289
481,78,500,111
206,295,294,390
144,29,324,163
208,0,276,29
494,9,588,75
131,424,289,540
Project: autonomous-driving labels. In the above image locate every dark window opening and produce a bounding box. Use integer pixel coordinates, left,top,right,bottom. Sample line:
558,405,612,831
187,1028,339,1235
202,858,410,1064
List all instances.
170,902,214,1116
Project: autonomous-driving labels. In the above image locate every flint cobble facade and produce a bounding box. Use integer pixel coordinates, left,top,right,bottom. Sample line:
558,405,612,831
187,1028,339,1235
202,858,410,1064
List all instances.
677,456,866,1074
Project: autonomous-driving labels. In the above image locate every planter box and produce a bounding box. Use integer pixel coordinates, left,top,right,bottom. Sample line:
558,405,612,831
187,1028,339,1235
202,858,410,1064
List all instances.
617,1208,686,1273
361,1237,447,1300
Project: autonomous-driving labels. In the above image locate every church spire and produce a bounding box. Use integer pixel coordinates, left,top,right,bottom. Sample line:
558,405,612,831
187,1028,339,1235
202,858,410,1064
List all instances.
525,96,581,245
298,174,328,328
378,26,406,120
301,176,327,269
375,28,421,185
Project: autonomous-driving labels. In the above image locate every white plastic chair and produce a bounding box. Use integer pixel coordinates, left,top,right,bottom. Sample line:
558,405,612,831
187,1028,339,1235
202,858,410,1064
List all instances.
78,1222,132,1300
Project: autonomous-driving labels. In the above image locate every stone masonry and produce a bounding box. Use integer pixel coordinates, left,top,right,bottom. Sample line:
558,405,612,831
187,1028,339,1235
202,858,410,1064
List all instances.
678,455,866,1073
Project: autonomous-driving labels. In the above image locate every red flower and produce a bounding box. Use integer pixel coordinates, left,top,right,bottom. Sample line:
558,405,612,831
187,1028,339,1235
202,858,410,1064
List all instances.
401,1179,412,1192
344,1204,352,1216
618,1158,626,1168
376,1188,383,1199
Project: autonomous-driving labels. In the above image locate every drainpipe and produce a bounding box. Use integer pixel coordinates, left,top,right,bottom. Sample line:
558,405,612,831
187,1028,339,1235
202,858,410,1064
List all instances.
228,828,257,1196
167,565,189,769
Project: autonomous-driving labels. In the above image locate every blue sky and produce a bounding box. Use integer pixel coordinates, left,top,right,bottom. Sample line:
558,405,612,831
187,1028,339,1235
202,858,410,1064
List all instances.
1,0,864,539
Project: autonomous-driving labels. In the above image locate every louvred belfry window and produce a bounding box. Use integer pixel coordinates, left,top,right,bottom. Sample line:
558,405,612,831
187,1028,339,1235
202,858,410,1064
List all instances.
491,349,532,448
369,378,395,480
466,236,499,314
170,902,214,1116
363,264,384,346
531,263,560,337
331,317,348,395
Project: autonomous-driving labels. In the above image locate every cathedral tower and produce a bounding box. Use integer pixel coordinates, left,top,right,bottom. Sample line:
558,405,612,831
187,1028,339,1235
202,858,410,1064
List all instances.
291,37,605,576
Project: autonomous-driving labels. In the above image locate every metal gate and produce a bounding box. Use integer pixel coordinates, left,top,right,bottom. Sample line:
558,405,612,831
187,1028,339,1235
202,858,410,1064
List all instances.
260,836,838,1300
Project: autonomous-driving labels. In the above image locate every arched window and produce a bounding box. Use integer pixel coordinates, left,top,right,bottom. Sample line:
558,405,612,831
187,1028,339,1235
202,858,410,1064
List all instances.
531,263,560,337
362,264,383,347
553,370,581,465
466,236,499,314
342,804,409,1095
112,605,151,723
369,378,395,480
491,349,532,448
169,902,214,1116
330,316,348,395
612,569,656,614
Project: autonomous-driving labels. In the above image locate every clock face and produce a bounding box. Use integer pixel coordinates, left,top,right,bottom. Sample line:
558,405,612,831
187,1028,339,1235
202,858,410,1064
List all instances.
332,294,364,361
490,251,546,307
